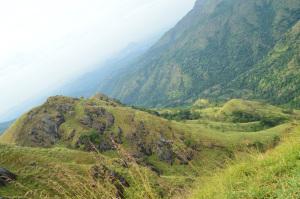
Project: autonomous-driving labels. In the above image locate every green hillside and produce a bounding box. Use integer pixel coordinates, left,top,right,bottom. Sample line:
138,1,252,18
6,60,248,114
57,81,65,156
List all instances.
189,123,300,199
220,21,300,107
97,0,300,107
0,95,299,198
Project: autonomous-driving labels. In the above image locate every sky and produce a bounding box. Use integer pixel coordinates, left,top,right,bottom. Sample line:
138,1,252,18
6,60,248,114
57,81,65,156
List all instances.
0,0,196,121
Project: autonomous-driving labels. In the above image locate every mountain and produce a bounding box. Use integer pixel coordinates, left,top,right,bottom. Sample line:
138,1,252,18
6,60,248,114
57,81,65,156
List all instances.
95,0,300,107
2,94,299,198
1,1,300,198
0,120,14,135
0,94,198,165
58,38,158,98
0,38,156,123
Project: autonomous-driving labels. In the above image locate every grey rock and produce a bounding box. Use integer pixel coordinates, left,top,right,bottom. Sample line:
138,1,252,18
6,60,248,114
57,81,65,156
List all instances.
0,168,17,187
157,138,175,164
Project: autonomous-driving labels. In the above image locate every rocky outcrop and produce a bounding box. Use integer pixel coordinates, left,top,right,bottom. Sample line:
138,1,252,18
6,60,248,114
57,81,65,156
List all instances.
0,168,16,186
1,95,198,169
75,127,125,152
130,122,153,156
12,96,80,147
80,106,115,133
46,96,78,114
23,111,65,147
157,137,175,165
128,122,196,165
90,165,129,199
76,106,118,152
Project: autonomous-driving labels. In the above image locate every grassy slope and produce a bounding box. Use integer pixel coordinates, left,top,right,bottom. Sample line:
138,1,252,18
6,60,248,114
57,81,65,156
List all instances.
0,145,161,199
189,122,300,199
0,98,299,198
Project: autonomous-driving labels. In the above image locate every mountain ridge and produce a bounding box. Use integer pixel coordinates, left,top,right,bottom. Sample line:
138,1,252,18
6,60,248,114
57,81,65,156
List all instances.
94,0,300,108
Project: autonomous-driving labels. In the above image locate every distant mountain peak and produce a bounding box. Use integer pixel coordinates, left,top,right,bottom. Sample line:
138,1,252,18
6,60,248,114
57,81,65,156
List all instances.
95,0,300,108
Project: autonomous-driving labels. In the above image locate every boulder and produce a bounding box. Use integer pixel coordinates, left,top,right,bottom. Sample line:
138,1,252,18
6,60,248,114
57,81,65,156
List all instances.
0,168,17,186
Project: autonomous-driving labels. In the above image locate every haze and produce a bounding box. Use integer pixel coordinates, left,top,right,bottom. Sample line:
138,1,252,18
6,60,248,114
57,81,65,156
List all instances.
0,0,196,121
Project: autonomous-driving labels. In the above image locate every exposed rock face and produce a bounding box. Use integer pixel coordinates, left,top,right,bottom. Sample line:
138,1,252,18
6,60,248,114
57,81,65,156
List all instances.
131,122,153,156
80,106,115,133
76,106,118,152
13,96,80,147
90,165,129,199
0,168,17,187
128,122,196,165
46,96,78,114
40,113,65,136
76,129,122,152
19,112,65,147
21,111,66,147
157,138,175,165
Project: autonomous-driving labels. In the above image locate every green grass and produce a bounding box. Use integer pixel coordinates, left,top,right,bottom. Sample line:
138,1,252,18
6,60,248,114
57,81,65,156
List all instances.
189,122,300,199
0,144,164,198
0,98,299,198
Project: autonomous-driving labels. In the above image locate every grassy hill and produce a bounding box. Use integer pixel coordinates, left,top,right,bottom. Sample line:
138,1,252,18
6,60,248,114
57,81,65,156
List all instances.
95,0,300,108
189,122,300,199
0,95,299,198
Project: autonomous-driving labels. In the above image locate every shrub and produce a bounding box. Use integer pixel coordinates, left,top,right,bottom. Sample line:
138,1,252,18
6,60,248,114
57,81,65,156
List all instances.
160,110,201,121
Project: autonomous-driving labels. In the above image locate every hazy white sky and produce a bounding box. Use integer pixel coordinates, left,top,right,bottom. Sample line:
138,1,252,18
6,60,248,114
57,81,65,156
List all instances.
0,0,196,119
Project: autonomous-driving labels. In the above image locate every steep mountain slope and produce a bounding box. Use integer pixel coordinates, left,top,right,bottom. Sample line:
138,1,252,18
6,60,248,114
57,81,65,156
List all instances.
97,0,300,107
1,95,298,198
219,21,300,107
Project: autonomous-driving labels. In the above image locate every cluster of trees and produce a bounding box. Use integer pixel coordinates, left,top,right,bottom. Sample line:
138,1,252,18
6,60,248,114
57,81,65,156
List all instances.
159,110,201,121
231,111,286,127
132,106,201,121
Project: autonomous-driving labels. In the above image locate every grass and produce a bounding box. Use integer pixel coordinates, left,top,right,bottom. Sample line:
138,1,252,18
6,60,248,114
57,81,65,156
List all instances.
0,144,162,198
0,145,113,198
188,122,300,199
0,98,299,198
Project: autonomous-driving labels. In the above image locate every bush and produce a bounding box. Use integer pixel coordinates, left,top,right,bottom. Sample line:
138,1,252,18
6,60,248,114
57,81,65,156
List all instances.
231,111,261,123
160,110,201,121
260,117,286,127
